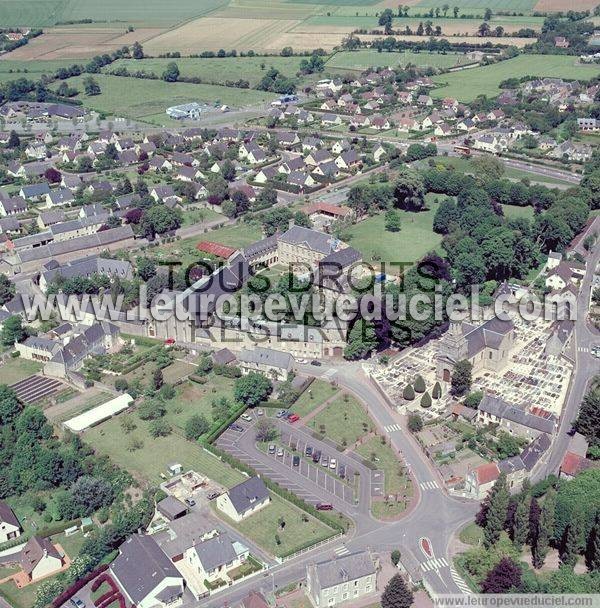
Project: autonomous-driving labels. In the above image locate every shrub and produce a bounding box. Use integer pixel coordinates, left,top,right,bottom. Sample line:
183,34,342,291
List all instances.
414,375,426,393
403,384,415,401
432,381,442,400
420,392,432,408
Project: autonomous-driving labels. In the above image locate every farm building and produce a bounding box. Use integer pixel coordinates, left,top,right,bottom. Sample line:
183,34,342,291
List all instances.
166,102,203,120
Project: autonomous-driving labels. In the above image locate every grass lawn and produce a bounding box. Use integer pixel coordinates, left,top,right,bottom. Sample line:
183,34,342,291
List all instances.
356,437,412,519
431,55,600,101
220,493,335,558
83,414,244,487
51,530,87,559
181,207,225,227
104,360,156,389
345,196,443,267
91,581,112,603
161,360,197,384
0,59,78,74
108,56,308,88
0,564,18,579
0,578,43,608
292,380,339,418
501,204,534,220
308,393,373,446
327,49,472,71
163,377,236,430
65,74,277,121
459,522,484,546
0,358,42,384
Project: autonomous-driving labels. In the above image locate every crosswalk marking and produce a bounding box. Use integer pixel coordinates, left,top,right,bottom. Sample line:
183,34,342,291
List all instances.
384,423,401,433
578,347,590,353
450,565,473,595
421,557,448,572
334,545,350,557
420,480,439,491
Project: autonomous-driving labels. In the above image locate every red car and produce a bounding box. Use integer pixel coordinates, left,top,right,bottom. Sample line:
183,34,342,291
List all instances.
288,414,300,423
316,503,333,511
164,338,175,345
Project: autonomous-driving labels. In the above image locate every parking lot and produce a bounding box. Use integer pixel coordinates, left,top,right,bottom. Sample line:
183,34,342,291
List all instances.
216,415,373,514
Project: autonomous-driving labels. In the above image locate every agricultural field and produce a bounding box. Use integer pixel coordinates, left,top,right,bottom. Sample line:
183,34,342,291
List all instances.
0,58,77,74
108,56,310,88
326,49,474,71
432,55,600,101
0,0,227,28
62,74,277,122
345,196,444,267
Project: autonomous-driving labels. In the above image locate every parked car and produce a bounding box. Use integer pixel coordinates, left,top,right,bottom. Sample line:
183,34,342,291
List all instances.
312,450,321,463
338,464,346,479
164,338,175,345
206,492,219,501
592,345,600,359
293,455,300,467
329,458,337,470
184,497,196,507
316,503,333,511
229,423,243,432
288,414,300,423
310,360,322,366
276,409,288,418
70,599,86,608
321,456,329,467
257,409,264,416
277,448,284,457
305,446,313,457
241,413,253,422
268,444,276,454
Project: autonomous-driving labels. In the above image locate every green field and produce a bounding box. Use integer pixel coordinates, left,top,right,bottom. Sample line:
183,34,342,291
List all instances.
415,0,537,11
308,393,373,446
220,492,335,558
109,56,309,88
501,204,534,220
345,196,443,267
327,49,473,71
64,74,277,122
432,55,600,102
0,0,228,27
0,358,43,384
0,59,77,74
292,380,339,418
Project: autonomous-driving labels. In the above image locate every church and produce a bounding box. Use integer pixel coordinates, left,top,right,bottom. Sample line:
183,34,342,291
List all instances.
436,317,515,382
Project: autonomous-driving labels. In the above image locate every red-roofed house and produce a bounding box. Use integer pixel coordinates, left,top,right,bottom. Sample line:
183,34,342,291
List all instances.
559,451,597,480
196,241,238,259
465,462,500,499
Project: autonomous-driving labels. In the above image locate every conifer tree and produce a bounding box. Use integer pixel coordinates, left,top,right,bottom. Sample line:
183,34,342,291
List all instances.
381,574,414,608
484,473,509,548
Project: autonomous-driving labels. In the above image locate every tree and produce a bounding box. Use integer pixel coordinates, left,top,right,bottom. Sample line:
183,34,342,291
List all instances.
394,168,425,211
420,392,432,408
7,130,19,148
472,156,504,181
432,382,442,400
484,7,493,20
140,205,182,237
378,8,394,34
451,360,472,397
344,318,378,360
162,62,180,82
152,368,164,391
132,41,144,59
513,494,531,551
0,275,15,306
481,557,521,593
0,386,21,425
184,414,210,440
83,76,101,96
149,418,172,438
391,549,401,566
1,315,25,346
255,418,278,442
114,378,129,392
484,473,509,547
587,512,600,572
137,399,165,420
464,391,484,409
414,375,426,393
234,372,272,407
408,414,423,433
381,574,413,608
574,386,600,448
385,209,401,232
44,167,61,184
403,384,415,401
136,256,157,281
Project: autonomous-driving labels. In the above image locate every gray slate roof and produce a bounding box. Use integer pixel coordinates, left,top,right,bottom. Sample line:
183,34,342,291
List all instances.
461,317,513,359
279,226,336,255
111,534,181,604
479,395,556,434
239,346,293,371
313,551,375,588
193,533,237,572
226,476,269,516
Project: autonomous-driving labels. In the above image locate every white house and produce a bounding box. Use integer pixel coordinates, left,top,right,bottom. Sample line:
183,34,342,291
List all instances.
0,501,21,544
216,476,270,522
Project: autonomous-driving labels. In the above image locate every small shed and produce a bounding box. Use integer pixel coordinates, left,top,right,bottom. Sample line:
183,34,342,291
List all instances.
212,348,236,366
157,496,188,522
167,463,183,476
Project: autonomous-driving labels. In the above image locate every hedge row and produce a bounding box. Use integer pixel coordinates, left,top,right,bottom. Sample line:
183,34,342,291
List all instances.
52,564,109,608
202,402,248,445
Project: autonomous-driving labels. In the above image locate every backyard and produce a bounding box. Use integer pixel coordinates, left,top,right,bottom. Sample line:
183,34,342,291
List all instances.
218,492,336,558
0,358,42,385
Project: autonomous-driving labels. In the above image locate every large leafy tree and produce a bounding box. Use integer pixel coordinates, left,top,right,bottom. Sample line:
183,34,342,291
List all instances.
1,315,26,346
393,167,425,211
481,557,521,593
450,360,472,397
234,372,273,407
381,574,413,608
0,275,15,306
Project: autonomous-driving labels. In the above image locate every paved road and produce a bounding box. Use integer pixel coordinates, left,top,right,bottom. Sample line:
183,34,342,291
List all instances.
536,228,600,480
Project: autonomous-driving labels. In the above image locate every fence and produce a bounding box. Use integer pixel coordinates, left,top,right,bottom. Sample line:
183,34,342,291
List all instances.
278,532,344,563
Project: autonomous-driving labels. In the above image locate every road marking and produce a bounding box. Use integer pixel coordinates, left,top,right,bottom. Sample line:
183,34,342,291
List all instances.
334,545,350,557
321,369,337,379
419,480,439,490
450,565,473,595
384,423,401,433
578,347,589,353
421,557,448,572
